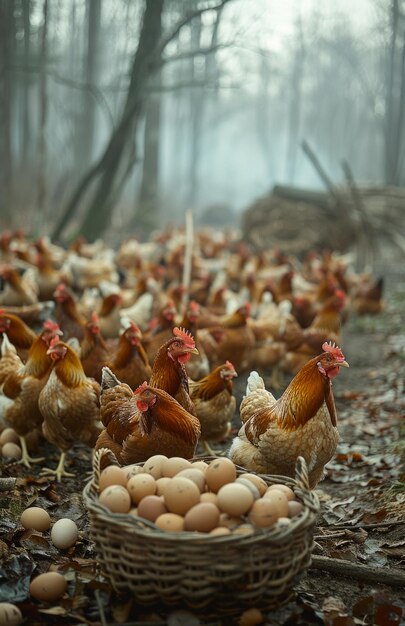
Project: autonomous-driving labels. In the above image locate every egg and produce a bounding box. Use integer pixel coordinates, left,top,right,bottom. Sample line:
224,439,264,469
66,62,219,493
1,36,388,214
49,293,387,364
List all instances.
239,473,268,496
217,483,254,516
0,428,19,445
235,477,260,500
288,500,304,518
2,442,21,460
122,464,145,480
209,526,231,536
29,572,67,602
191,460,209,472
99,465,127,491
155,512,184,532
176,468,206,492
155,476,171,496
239,607,264,626
276,517,292,529
99,484,131,513
20,507,51,532
218,512,243,529
249,498,278,528
184,502,220,532
51,518,78,550
200,492,219,506
232,523,255,536
162,456,192,477
137,495,168,522
126,473,156,504
0,603,23,626
143,454,168,478
262,488,289,517
205,457,236,492
163,477,200,515
266,483,295,501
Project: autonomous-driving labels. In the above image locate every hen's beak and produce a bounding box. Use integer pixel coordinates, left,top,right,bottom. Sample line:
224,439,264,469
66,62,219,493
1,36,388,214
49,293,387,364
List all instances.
339,360,349,368
189,347,199,355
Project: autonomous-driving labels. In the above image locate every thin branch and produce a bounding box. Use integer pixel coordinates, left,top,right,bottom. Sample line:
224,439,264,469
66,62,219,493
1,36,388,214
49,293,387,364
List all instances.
162,42,228,63
310,555,405,588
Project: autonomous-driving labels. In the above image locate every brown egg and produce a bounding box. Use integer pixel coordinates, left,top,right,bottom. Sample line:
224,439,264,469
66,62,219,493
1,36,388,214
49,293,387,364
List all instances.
239,473,268,496
155,476,171,496
137,495,168,522
20,507,51,532
191,460,209,472
99,465,127,492
0,428,19,445
232,523,255,536
217,483,254,516
262,488,289,517
239,607,264,626
129,507,138,517
143,454,168,479
205,458,236,493
99,485,131,513
267,483,295,501
209,526,231,536
29,572,67,602
288,500,304,518
235,477,260,500
162,457,192,477
184,502,220,532
155,513,184,532
2,442,21,459
200,492,219,506
249,498,278,528
126,473,156,505
176,468,206,492
163,477,200,515
0,603,23,626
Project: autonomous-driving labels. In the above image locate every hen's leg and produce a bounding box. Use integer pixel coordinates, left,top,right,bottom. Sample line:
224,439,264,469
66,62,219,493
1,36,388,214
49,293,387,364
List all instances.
41,452,75,482
17,436,45,468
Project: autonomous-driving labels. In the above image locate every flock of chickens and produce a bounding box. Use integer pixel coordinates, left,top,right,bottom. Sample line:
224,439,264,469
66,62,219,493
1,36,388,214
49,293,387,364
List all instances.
0,228,384,487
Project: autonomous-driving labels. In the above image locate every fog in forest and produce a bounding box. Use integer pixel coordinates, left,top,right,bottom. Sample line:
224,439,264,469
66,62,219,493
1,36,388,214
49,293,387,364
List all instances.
0,0,404,244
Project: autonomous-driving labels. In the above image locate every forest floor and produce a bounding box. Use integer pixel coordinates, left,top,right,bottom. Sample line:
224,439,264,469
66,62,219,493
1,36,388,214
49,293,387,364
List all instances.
0,261,404,626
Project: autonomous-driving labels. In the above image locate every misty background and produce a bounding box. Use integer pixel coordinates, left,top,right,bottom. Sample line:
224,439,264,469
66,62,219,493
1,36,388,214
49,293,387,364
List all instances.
0,0,404,245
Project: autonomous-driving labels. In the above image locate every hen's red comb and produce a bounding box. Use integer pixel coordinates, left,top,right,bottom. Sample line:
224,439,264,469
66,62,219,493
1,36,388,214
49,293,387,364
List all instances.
322,341,345,361
335,289,346,300
43,320,60,332
134,381,148,395
128,321,141,333
173,327,195,348
189,300,200,311
165,299,175,309
225,360,235,370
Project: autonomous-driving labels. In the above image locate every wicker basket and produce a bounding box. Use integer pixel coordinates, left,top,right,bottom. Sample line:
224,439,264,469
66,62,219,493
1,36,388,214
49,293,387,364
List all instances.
83,449,319,613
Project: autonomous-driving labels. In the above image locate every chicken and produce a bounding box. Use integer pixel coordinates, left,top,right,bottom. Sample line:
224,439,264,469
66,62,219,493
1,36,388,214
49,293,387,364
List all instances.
143,299,178,364
207,303,256,372
53,282,87,341
227,342,349,488
95,373,201,465
2,320,63,466
107,319,152,390
0,333,22,390
0,311,37,362
80,312,110,383
97,292,123,339
189,361,237,455
0,266,38,307
149,327,199,416
35,252,71,301
351,275,384,315
38,338,101,481
281,290,347,375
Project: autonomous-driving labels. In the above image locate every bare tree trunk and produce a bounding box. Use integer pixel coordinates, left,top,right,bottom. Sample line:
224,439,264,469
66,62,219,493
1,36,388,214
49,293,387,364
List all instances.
133,69,163,236
186,15,203,209
21,0,31,164
81,0,101,168
285,14,305,183
0,0,15,224
36,0,48,227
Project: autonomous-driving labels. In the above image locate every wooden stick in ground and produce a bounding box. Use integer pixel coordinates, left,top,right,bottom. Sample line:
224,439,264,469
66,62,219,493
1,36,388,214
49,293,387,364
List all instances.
310,555,405,588
181,210,194,312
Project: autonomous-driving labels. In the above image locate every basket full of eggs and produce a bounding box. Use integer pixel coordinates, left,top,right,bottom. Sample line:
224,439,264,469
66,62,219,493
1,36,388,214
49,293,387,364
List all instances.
82,448,319,613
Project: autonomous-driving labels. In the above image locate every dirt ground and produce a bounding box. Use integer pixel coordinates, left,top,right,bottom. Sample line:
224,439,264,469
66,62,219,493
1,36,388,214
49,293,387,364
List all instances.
0,260,404,626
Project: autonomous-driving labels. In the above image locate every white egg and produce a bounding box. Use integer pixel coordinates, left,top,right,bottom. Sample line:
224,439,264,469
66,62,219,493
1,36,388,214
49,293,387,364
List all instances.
51,518,78,550
0,603,23,626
